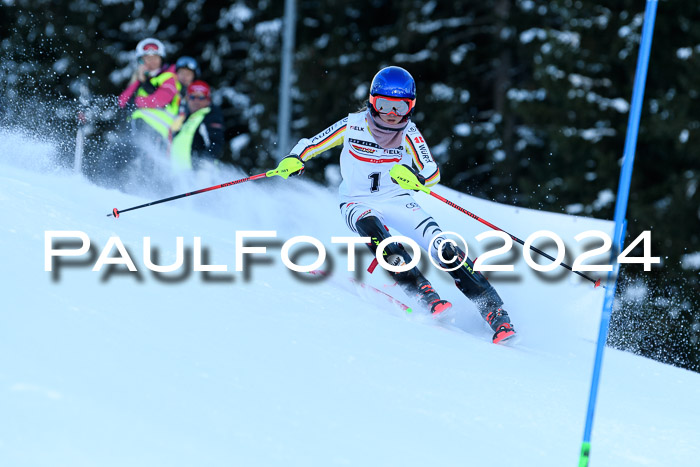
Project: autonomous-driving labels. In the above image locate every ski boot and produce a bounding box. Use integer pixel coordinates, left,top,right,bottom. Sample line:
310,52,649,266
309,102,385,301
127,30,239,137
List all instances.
383,249,452,315
415,279,452,315
483,307,516,344
355,215,451,315
436,241,517,343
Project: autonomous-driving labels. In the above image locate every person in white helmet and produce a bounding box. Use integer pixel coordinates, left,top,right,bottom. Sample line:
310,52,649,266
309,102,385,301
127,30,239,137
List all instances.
117,38,182,145
271,66,516,344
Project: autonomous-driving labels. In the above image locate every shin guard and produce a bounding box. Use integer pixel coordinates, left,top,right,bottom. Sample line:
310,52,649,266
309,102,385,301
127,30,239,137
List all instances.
355,215,421,285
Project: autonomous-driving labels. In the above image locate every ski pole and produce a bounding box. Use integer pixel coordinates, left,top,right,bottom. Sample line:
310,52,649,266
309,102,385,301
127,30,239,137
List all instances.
431,190,601,287
74,112,87,176
107,162,300,218
388,165,601,287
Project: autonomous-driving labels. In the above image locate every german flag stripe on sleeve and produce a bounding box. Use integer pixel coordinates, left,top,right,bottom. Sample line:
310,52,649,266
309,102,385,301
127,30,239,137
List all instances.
405,135,424,170
299,125,347,161
424,168,440,186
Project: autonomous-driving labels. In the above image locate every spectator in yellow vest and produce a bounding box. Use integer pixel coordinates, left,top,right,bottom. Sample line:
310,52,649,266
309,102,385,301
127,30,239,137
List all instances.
171,81,225,170
118,38,181,144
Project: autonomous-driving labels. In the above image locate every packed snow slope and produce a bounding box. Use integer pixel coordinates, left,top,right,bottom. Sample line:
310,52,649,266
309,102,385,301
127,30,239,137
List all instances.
2,130,699,467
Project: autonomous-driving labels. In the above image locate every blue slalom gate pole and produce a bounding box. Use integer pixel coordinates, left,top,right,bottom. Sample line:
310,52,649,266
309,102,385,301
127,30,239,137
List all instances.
578,1,658,466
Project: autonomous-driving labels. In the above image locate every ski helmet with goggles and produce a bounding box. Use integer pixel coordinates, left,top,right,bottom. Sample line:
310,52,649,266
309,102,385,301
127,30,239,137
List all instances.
175,56,200,77
369,66,416,118
136,38,166,58
187,81,211,99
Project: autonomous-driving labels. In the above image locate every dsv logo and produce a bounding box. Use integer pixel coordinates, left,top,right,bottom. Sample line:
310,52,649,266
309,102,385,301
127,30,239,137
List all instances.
406,202,419,209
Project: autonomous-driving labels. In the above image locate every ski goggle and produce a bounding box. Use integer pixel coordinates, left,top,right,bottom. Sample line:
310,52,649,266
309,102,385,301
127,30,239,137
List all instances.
187,94,208,101
369,95,415,116
176,57,199,72
139,44,162,57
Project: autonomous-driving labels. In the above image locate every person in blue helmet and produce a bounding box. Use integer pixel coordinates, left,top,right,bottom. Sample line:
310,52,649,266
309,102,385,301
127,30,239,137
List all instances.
272,66,516,343
174,56,200,116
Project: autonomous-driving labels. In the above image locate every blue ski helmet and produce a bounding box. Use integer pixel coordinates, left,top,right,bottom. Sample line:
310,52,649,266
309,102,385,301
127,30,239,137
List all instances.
369,66,416,100
175,56,200,77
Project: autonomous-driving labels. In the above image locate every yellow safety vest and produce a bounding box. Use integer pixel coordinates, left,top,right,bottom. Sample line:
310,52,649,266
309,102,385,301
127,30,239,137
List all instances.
130,70,182,141
171,107,211,170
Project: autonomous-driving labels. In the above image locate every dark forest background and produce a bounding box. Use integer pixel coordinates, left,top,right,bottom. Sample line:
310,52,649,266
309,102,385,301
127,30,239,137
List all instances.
1,0,698,371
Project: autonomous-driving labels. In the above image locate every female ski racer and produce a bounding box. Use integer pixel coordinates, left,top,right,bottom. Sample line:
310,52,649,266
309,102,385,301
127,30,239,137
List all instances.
273,66,515,343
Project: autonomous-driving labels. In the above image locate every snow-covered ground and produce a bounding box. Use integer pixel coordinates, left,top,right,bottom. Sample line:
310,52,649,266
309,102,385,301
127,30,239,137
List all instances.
2,130,699,466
